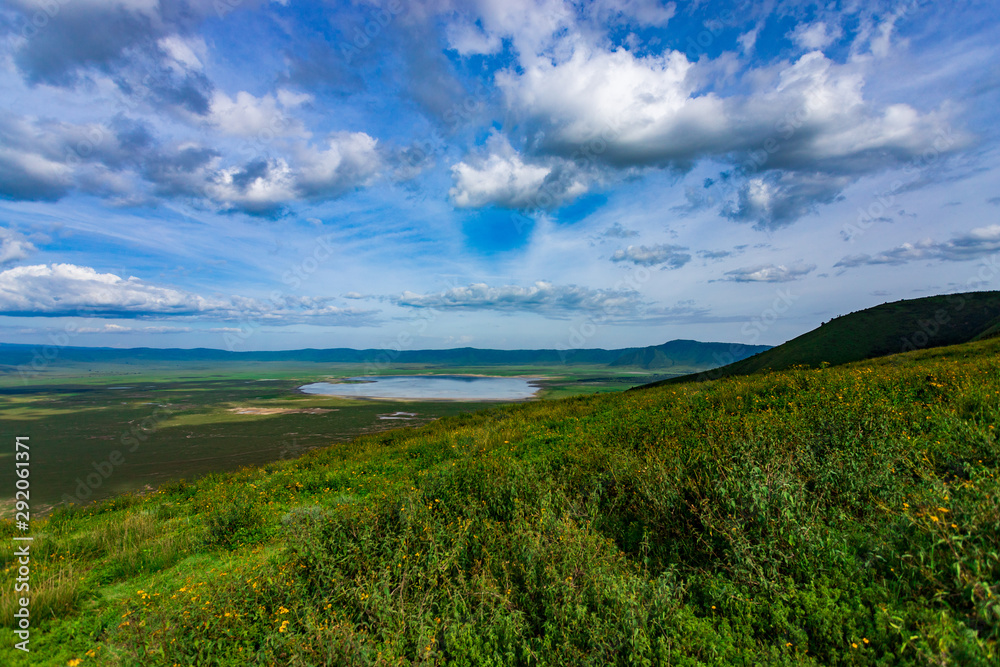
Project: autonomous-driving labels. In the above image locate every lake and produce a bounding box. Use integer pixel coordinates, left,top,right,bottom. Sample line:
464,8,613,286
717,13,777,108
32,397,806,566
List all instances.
298,375,541,400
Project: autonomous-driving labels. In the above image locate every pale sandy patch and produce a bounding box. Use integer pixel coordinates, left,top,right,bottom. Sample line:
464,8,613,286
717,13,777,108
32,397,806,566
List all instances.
228,407,337,415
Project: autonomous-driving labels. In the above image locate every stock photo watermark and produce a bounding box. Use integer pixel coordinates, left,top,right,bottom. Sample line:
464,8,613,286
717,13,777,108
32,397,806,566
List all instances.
12,436,33,653
362,307,443,376
58,406,173,508
556,264,651,359
338,0,407,64
14,0,71,40
841,129,958,243
222,232,337,351
399,84,490,178
679,286,802,382
897,253,1000,355
15,322,83,384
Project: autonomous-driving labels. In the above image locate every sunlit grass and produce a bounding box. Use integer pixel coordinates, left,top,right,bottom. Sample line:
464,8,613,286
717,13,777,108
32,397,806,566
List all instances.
0,404,107,419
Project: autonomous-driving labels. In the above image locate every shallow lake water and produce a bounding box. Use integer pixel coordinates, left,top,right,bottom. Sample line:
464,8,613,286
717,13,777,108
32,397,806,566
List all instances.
298,375,541,400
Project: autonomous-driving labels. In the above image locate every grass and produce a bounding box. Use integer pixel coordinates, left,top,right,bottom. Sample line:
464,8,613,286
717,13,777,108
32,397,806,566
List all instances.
0,365,664,513
2,336,998,665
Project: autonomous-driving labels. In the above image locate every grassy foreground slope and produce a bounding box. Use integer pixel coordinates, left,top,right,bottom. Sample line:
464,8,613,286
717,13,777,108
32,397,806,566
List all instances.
649,291,1000,387
3,338,999,665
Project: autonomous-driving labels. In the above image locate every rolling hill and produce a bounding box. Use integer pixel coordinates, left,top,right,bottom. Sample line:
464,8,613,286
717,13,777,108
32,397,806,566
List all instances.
608,338,769,369
644,290,1000,387
0,339,770,374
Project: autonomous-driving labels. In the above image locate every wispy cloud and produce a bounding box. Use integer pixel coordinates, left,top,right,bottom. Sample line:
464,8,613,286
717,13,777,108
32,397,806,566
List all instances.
393,281,642,317
724,263,816,282
835,225,1000,268
74,324,195,334
601,223,638,238
788,21,843,51
610,244,691,268
0,227,36,265
697,249,736,260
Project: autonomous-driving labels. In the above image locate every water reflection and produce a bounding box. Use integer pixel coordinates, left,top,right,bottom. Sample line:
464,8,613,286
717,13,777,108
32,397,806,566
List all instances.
298,375,540,400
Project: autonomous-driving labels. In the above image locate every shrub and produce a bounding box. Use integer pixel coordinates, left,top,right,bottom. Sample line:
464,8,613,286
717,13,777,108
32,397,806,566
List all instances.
205,497,264,549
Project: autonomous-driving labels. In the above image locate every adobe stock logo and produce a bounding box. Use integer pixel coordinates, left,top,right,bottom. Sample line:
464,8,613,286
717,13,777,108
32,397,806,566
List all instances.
59,407,172,506
339,1,407,63
740,288,797,344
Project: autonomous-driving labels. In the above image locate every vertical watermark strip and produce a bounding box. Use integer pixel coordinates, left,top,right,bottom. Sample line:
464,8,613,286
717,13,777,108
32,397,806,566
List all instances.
13,436,32,653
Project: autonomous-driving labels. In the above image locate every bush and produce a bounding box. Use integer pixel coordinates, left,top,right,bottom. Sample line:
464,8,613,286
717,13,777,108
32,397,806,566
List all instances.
205,497,264,549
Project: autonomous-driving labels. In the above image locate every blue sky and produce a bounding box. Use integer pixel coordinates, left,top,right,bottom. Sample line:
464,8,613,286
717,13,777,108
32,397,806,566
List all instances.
1,0,998,351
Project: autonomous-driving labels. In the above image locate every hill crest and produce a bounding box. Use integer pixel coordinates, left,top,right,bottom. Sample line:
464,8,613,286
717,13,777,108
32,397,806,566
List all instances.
643,290,1000,387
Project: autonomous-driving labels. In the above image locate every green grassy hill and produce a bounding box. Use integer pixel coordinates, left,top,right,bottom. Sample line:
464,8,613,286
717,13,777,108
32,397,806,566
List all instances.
609,339,769,370
3,336,998,665
647,291,1000,387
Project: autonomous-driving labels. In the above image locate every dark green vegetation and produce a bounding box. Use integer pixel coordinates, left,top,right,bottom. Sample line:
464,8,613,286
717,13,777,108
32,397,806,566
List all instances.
0,373,484,514
2,334,997,665
0,362,667,513
650,291,1000,387
609,339,769,370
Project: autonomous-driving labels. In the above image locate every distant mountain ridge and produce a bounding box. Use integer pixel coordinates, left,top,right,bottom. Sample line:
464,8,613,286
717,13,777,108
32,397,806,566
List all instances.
0,339,770,372
642,290,1000,387
609,339,770,369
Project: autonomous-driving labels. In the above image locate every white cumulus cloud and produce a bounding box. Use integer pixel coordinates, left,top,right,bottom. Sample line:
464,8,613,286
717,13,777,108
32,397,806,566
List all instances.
0,264,221,316
0,263,380,325
724,263,816,282
449,134,588,209
206,89,310,138
495,44,958,226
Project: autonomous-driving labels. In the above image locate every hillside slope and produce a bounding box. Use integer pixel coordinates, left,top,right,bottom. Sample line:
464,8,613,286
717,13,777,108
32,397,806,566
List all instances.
646,290,1000,386
609,339,769,369
3,335,998,665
